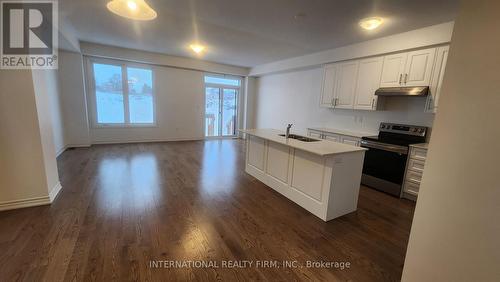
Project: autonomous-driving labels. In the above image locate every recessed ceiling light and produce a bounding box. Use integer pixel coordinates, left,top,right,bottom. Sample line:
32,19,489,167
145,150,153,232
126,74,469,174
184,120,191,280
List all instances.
107,0,157,21
294,13,306,20
189,44,206,54
359,17,384,30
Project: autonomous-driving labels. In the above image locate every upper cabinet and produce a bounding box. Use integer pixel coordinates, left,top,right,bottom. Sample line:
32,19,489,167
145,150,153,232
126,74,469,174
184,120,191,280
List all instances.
320,64,338,107
380,53,407,87
404,48,436,86
319,45,448,112
380,47,436,87
334,61,359,109
354,57,384,110
426,45,450,113
320,57,382,111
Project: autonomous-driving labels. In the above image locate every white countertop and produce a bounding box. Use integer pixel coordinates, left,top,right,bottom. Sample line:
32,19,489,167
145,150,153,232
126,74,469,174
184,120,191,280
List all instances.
410,143,429,149
308,127,377,138
239,129,366,156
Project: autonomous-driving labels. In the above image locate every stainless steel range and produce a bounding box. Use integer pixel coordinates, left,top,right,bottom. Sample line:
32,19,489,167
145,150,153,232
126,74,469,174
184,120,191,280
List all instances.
360,123,427,197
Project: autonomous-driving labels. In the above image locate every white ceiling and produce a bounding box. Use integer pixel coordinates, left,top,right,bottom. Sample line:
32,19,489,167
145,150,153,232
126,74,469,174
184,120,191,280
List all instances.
60,0,460,67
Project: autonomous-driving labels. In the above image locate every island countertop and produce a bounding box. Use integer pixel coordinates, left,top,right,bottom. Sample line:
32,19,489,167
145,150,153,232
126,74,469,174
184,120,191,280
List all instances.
239,128,366,156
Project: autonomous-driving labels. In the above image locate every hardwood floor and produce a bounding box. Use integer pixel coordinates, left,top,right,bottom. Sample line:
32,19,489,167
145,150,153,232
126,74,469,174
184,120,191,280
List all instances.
0,139,415,281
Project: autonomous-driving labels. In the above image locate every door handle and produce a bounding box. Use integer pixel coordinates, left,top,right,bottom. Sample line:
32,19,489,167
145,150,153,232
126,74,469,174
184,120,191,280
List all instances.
399,74,402,85
404,73,408,84
371,98,375,109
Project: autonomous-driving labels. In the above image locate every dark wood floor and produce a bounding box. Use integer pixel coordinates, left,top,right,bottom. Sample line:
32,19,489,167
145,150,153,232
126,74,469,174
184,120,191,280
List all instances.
0,139,415,281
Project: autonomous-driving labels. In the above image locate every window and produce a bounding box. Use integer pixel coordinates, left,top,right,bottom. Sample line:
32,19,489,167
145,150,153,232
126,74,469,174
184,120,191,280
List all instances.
91,60,154,126
204,75,241,137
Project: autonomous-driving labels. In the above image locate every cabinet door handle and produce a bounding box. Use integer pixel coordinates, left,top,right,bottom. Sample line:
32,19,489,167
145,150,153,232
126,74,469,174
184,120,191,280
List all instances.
331,97,335,107
332,97,337,109
404,73,408,84
399,74,402,84
371,98,375,109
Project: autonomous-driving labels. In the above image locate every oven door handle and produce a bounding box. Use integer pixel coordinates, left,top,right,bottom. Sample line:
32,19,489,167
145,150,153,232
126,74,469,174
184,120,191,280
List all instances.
360,140,408,155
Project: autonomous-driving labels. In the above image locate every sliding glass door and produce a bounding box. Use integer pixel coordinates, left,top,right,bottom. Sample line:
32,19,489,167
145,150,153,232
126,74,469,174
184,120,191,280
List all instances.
204,75,240,137
205,87,238,137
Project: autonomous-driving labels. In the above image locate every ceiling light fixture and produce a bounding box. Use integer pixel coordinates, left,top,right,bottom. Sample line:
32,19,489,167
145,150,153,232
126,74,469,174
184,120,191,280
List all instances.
189,44,206,54
127,1,137,10
107,0,157,21
359,17,384,30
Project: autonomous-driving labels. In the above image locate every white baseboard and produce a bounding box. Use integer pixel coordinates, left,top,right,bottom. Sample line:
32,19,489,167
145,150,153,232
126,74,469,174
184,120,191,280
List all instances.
56,146,68,157
91,137,204,145
0,196,51,212
56,144,91,157
49,181,63,202
67,144,92,147
0,182,62,212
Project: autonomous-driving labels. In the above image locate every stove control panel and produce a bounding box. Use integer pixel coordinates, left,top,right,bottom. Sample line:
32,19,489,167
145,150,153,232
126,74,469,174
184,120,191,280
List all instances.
379,123,427,137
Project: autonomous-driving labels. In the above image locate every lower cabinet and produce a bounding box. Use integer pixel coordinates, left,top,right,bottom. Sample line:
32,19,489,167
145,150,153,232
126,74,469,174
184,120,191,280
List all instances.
402,145,428,200
323,132,341,142
308,130,323,139
340,136,361,147
307,129,361,146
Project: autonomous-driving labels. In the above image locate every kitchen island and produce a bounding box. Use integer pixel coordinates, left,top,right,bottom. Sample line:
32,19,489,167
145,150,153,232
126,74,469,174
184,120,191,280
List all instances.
239,129,366,221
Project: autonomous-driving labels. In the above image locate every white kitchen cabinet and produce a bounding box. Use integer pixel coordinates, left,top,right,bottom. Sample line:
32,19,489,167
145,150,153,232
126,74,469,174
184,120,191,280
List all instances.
318,45,449,113
334,61,359,109
308,130,323,139
307,129,362,147
243,130,366,221
403,144,428,200
320,64,338,108
353,57,384,110
266,141,291,184
380,53,407,87
426,45,450,113
404,48,436,86
380,47,437,87
247,135,266,171
323,133,341,142
340,136,361,146
409,147,427,161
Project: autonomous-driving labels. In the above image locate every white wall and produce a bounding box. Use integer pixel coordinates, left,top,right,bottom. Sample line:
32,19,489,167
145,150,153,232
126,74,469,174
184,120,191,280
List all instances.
31,70,62,197
243,76,257,130
402,0,500,280
254,67,435,135
57,44,249,145
0,69,61,210
88,64,207,143
33,69,66,156
81,42,249,76
0,70,49,205
58,51,90,147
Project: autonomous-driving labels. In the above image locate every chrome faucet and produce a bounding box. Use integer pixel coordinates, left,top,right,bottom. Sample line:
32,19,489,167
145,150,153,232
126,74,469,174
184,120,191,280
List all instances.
285,124,293,139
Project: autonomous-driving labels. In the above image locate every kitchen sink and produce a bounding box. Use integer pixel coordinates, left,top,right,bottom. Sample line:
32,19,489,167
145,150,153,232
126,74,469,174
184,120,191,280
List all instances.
278,134,320,142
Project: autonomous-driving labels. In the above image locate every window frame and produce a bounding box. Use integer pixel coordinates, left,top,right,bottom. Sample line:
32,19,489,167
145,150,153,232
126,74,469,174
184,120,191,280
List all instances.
87,57,157,128
203,73,242,138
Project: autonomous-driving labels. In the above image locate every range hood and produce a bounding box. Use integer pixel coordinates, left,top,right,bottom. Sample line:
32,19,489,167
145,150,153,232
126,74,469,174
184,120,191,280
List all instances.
375,86,429,97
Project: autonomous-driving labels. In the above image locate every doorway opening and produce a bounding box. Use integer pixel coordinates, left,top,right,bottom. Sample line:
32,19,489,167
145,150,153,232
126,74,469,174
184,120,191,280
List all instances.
204,75,241,137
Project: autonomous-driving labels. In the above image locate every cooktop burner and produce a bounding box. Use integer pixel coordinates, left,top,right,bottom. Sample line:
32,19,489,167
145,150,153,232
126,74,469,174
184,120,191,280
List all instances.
361,135,417,146
362,123,428,146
